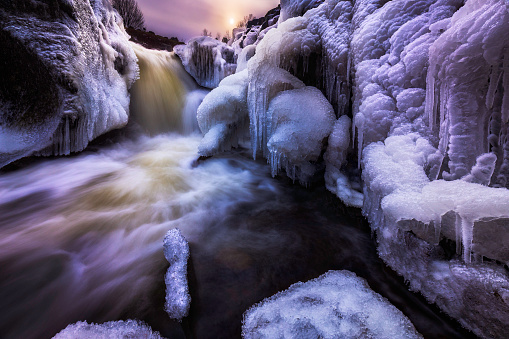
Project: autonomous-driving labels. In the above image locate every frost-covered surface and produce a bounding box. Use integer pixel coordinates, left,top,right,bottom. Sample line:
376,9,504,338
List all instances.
267,86,335,183
242,270,422,339
0,0,138,167
174,36,236,88
280,0,325,22
53,320,164,339
197,70,250,156
163,228,191,320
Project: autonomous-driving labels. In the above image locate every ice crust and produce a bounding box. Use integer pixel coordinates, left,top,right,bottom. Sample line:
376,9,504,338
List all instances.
174,36,236,89
242,270,422,339
0,0,138,167
53,320,164,339
163,229,191,320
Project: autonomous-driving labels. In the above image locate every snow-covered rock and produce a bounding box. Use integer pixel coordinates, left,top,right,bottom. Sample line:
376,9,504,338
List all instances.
0,0,138,167
242,270,422,339
53,320,163,339
174,36,236,89
163,229,191,320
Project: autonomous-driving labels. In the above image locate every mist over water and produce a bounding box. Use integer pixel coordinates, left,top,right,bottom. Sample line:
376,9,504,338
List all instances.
0,45,475,339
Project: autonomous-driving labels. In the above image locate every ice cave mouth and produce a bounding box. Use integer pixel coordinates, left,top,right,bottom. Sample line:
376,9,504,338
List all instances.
0,30,61,128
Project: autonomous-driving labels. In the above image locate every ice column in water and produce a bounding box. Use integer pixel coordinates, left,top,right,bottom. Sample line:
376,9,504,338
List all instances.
242,270,422,339
163,229,191,320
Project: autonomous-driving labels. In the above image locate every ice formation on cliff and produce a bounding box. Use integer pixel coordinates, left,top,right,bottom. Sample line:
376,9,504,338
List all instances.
0,0,138,167
242,270,422,339
53,320,163,339
163,229,191,320
174,36,236,88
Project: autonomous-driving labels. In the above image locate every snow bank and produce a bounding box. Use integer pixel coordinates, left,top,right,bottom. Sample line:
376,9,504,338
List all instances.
163,229,191,320
0,0,138,167
242,270,422,339
174,36,236,88
53,320,163,339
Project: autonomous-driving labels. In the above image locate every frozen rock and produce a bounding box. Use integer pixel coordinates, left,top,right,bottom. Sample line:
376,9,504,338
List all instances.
163,228,191,320
242,270,422,339
53,320,164,339
197,70,250,156
0,0,138,167
267,86,336,183
280,0,325,22
174,36,236,88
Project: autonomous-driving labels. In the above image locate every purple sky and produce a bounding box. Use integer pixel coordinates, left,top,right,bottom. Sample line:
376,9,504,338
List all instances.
137,0,280,41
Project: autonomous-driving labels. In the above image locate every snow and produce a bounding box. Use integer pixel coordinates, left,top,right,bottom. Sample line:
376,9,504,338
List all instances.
163,228,191,320
280,0,325,22
53,320,163,339
174,36,236,88
242,270,422,339
0,0,138,167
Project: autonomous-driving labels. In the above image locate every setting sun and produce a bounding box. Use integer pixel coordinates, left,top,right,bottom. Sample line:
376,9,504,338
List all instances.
229,18,235,26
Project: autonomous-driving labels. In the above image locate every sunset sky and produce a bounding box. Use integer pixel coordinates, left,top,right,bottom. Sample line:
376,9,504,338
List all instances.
137,0,280,41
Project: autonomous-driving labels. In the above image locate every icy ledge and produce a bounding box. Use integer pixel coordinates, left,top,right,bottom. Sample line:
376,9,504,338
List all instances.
362,134,509,337
53,320,164,339
242,270,422,339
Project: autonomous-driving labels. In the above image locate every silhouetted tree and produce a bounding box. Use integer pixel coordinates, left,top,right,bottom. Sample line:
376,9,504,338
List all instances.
237,14,255,28
202,28,212,37
111,0,145,30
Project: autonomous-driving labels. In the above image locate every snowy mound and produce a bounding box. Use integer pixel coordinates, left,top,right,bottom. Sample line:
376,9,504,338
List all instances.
0,0,138,167
163,229,191,320
242,270,422,339
53,320,163,339
174,36,235,88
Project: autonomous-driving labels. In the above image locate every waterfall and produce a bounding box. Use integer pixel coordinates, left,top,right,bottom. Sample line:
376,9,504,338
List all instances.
129,43,207,135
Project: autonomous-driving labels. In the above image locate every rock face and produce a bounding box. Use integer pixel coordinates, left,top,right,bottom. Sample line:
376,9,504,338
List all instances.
0,0,138,167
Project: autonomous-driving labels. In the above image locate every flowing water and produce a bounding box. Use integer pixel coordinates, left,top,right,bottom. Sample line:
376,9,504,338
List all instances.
0,45,476,339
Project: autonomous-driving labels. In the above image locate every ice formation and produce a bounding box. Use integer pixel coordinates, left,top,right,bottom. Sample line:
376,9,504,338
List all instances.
325,116,363,207
190,0,509,335
174,36,236,88
267,86,335,182
0,0,138,167
53,320,163,339
242,270,422,339
197,70,250,156
163,228,191,320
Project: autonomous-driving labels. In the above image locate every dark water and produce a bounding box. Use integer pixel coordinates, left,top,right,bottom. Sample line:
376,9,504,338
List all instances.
0,133,476,339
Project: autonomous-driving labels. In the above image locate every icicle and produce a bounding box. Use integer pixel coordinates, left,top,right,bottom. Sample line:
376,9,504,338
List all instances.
486,64,501,110
461,217,474,264
501,48,509,123
425,69,436,130
433,216,441,244
454,213,462,255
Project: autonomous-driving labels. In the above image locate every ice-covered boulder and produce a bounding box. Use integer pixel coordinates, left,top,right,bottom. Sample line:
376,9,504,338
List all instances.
197,70,250,156
267,86,335,183
174,36,236,89
242,270,422,339
163,229,191,320
0,0,138,167
53,320,164,339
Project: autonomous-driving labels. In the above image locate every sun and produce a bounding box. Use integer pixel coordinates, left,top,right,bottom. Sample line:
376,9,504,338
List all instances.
229,18,235,26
